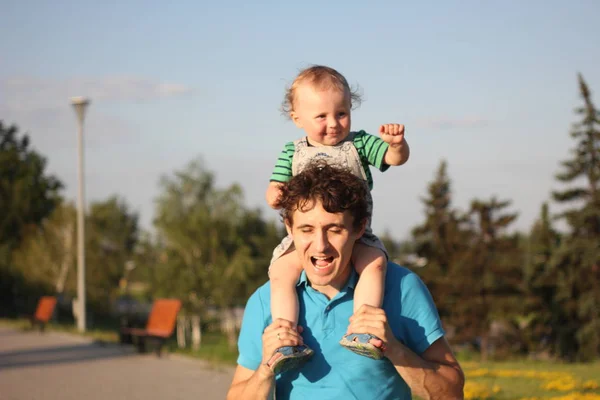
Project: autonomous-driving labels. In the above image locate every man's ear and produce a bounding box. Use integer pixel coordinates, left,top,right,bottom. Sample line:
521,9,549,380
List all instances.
290,111,303,128
354,219,367,239
285,220,293,237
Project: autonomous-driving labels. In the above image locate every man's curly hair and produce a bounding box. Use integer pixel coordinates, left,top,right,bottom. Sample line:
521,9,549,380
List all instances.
275,161,369,231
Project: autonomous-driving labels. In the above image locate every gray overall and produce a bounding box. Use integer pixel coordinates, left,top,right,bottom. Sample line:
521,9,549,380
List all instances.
270,133,387,267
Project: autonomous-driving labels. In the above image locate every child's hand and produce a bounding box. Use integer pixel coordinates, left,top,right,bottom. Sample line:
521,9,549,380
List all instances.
379,124,405,148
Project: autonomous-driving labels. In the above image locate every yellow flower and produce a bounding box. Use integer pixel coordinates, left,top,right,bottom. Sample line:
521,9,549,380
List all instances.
583,380,599,390
464,381,492,400
541,376,577,392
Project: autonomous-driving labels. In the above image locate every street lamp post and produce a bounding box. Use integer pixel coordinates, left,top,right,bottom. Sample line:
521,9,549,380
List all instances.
71,96,90,332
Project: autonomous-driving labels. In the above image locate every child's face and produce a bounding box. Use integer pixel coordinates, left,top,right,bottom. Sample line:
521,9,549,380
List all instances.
290,83,351,146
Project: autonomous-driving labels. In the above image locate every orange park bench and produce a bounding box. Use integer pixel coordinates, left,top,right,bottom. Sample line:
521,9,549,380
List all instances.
31,296,57,331
120,299,182,356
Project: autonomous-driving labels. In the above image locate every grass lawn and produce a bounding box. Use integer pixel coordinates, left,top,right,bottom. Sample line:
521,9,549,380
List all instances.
168,332,238,366
460,359,600,399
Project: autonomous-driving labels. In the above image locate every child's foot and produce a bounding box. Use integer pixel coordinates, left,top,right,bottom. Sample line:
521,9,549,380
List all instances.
266,345,314,375
339,333,385,360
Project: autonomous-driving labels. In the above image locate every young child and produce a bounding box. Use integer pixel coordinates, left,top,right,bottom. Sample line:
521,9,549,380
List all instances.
265,65,410,373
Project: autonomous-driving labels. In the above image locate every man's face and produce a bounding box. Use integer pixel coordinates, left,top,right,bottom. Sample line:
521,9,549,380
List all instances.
286,200,365,297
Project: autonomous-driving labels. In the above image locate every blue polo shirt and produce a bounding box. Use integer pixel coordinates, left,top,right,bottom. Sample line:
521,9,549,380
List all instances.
237,263,445,399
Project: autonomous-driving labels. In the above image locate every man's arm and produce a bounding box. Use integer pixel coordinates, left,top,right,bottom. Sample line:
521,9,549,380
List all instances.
386,337,464,400
227,364,275,400
227,318,304,400
348,305,464,400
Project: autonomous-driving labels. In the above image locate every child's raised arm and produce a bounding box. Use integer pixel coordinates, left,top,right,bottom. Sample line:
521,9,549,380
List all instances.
380,124,410,166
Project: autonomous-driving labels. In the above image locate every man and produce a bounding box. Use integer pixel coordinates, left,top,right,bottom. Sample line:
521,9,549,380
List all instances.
227,163,464,399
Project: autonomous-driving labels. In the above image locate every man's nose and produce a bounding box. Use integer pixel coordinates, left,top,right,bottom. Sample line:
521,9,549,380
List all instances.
313,230,330,252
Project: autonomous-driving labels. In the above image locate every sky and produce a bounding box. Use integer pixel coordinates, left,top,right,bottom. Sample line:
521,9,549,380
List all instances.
2,0,599,241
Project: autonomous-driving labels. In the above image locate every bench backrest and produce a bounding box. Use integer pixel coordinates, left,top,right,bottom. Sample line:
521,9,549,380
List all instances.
145,299,182,336
34,296,57,323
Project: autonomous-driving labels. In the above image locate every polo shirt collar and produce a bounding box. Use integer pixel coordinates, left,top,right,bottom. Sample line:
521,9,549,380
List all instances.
297,267,358,291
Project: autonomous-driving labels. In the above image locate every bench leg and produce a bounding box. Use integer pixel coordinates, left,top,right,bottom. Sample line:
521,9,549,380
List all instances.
119,331,133,344
134,336,147,353
155,338,166,357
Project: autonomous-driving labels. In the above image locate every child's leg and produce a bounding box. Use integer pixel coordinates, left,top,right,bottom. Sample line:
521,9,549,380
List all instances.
352,243,387,313
270,250,304,326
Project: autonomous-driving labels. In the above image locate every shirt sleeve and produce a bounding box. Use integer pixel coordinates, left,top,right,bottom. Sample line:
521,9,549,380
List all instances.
269,142,295,183
236,288,267,370
354,130,390,172
400,272,445,355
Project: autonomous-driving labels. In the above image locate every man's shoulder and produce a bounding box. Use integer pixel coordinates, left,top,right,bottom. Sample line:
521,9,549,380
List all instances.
385,262,424,290
248,280,271,303
386,262,416,279
244,280,272,317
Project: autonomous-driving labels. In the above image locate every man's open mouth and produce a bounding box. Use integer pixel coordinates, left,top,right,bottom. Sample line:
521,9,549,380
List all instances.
311,256,334,269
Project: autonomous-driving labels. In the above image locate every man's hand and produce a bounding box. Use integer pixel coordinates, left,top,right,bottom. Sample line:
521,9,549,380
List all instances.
347,305,465,399
379,124,405,148
346,304,400,356
227,319,303,400
261,319,304,373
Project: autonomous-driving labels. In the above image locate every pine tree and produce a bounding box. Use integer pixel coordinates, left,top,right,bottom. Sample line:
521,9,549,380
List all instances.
550,74,600,361
522,203,561,354
412,161,469,324
462,197,520,361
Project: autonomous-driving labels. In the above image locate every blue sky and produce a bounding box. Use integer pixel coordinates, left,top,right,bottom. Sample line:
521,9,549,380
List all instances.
2,1,599,240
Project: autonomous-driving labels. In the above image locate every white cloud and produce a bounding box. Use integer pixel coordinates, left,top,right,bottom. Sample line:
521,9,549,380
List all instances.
0,75,195,112
416,116,490,130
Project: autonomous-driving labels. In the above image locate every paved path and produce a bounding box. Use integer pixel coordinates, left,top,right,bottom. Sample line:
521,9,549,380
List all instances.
0,326,235,400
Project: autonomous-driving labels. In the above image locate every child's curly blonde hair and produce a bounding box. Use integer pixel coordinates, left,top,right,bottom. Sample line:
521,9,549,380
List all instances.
281,65,362,117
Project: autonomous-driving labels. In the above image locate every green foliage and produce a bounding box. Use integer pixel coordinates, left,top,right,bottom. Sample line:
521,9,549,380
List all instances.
550,74,600,361
521,203,561,354
85,196,140,312
0,121,63,315
411,160,470,322
149,158,281,313
0,121,62,246
12,202,77,293
411,160,523,361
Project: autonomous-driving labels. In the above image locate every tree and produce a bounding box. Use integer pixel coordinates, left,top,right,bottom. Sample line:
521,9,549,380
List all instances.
550,74,600,361
12,202,77,295
411,161,470,324
0,121,63,315
461,197,520,361
151,158,280,346
521,203,561,354
379,230,401,263
86,196,140,313
0,121,62,256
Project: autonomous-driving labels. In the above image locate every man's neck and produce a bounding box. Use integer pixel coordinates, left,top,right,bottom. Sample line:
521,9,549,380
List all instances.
308,265,352,300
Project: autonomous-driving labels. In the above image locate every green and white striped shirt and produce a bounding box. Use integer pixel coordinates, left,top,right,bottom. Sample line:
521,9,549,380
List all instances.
269,130,390,190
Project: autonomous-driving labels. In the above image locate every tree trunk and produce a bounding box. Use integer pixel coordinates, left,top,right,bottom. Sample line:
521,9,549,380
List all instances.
222,308,237,349
480,332,489,363
191,315,202,350
177,315,187,349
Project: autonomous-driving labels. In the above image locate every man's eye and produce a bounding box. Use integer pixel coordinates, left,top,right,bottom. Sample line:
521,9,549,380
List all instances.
329,228,342,234
316,115,325,119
